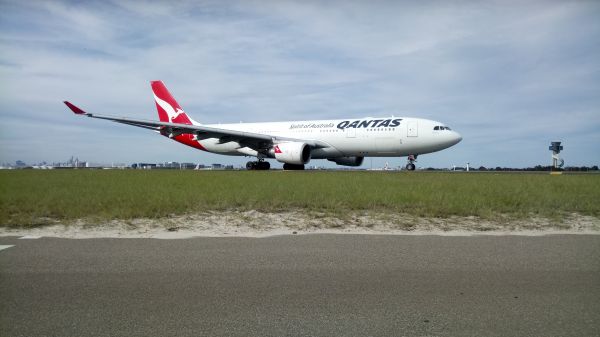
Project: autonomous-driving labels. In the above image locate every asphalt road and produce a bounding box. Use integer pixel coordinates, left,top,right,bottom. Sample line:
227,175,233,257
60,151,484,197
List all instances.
1,234,599,337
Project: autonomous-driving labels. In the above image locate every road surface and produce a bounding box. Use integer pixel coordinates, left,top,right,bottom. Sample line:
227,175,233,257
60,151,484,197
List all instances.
1,234,599,336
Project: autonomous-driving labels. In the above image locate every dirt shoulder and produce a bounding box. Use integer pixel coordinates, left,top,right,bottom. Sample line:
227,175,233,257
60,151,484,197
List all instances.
1,211,599,238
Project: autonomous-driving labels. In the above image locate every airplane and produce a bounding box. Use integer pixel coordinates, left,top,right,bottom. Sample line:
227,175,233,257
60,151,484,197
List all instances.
64,81,462,170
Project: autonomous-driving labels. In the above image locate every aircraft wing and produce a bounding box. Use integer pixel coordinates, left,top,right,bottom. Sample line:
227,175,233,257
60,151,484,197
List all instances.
64,101,329,150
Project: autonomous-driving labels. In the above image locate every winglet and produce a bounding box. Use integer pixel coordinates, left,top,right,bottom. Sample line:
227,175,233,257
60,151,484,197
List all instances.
64,101,87,115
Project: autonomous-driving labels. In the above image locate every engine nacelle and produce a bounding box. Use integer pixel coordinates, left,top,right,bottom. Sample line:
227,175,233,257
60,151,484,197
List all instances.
328,156,364,167
270,142,311,165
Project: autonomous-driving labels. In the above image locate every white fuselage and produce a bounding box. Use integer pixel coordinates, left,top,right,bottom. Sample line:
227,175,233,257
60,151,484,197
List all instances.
197,117,462,159
66,81,462,168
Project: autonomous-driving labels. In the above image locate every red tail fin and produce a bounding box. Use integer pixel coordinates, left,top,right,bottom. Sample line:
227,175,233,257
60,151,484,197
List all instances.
151,81,196,125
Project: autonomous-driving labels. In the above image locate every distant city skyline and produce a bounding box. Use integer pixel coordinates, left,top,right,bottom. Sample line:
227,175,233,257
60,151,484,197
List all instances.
6,154,596,171
1,1,599,168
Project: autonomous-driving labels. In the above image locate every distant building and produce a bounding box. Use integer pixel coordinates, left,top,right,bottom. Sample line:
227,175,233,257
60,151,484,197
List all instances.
131,162,200,170
164,162,180,169
180,163,196,169
132,163,157,169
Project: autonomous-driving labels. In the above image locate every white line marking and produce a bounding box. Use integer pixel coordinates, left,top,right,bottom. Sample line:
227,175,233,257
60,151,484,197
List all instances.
0,245,14,251
19,236,41,239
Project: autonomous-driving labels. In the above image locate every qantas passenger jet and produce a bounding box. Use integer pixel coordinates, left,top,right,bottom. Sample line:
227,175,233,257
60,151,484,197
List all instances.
65,81,462,170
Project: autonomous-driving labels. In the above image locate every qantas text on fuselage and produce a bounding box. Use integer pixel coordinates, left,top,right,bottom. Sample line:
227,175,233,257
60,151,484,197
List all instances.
64,81,462,170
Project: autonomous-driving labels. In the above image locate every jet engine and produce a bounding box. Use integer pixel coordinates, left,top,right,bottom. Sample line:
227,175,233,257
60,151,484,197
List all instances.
328,156,364,167
270,142,311,165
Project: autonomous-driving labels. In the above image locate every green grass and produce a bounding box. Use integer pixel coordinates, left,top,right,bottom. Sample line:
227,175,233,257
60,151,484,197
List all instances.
1,170,599,227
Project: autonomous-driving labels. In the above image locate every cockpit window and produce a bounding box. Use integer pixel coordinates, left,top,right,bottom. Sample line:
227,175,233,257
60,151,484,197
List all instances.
434,126,439,130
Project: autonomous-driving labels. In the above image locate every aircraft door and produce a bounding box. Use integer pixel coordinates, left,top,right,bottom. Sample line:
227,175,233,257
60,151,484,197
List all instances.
346,127,356,138
407,121,418,137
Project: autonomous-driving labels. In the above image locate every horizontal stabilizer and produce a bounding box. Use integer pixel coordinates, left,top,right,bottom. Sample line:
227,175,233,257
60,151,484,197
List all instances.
64,101,88,115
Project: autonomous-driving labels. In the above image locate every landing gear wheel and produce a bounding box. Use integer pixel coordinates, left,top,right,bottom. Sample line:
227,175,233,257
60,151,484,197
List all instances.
258,161,270,170
406,163,416,171
246,160,271,170
283,163,305,170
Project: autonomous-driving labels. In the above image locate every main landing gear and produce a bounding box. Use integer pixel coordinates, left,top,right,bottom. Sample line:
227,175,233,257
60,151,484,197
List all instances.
405,154,417,171
246,159,270,170
283,163,305,170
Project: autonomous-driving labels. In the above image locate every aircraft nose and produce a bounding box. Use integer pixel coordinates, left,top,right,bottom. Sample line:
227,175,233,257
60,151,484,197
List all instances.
445,131,462,147
454,131,462,143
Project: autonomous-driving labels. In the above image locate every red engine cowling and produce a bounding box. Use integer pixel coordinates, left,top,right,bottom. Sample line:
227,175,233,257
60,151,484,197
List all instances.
328,156,364,167
270,142,311,165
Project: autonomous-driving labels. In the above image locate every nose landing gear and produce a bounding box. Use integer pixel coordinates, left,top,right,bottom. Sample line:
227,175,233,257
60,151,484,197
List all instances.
405,155,417,171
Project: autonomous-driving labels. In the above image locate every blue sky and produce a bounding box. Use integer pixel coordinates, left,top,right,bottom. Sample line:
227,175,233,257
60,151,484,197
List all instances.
1,0,599,168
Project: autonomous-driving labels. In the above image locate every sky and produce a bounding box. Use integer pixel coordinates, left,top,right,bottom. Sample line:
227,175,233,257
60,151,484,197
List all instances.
1,0,599,169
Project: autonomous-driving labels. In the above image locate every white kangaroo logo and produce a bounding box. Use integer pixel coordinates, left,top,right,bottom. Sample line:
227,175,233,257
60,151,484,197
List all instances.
154,94,184,122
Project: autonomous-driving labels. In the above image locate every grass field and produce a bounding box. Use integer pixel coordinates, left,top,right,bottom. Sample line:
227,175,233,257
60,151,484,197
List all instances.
1,170,599,227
